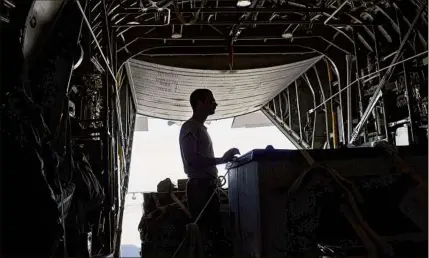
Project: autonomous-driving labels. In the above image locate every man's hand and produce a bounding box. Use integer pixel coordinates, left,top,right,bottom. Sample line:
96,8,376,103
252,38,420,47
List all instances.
221,148,240,163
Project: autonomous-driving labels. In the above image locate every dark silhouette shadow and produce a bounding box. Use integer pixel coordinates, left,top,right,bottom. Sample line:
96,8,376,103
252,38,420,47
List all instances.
121,244,140,258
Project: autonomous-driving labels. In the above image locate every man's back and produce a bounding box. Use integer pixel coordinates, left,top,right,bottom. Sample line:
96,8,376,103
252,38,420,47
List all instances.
179,119,218,179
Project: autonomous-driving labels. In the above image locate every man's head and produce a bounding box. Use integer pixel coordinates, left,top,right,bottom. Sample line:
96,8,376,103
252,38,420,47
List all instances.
190,89,217,116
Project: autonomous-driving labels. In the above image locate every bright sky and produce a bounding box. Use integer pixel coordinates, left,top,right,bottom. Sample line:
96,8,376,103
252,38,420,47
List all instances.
120,117,295,257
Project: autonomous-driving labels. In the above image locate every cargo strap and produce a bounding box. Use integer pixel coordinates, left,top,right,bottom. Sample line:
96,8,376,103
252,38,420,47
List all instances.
187,223,205,258
170,192,192,219
172,167,231,258
151,193,161,208
144,193,191,220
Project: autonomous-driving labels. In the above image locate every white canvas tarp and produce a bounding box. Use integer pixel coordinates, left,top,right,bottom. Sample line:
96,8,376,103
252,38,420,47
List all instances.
127,56,322,121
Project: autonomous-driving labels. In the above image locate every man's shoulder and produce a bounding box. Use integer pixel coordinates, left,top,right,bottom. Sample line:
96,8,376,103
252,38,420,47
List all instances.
181,119,194,127
180,119,201,137
181,119,201,130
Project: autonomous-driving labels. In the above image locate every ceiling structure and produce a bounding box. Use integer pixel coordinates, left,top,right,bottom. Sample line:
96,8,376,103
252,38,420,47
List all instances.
109,0,427,124
127,55,322,120
83,0,426,147
108,0,426,70
113,0,363,68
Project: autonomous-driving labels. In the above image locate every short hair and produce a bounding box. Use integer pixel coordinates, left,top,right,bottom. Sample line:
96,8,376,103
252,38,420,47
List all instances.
190,89,212,111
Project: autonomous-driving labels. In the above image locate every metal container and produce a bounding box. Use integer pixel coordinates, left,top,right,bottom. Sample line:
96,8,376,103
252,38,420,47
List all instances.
227,147,427,258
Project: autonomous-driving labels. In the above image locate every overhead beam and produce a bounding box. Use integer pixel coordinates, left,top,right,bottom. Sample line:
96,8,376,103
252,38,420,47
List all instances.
122,35,352,55
116,38,352,70
116,7,337,14
116,36,351,62
111,20,373,27
135,54,318,70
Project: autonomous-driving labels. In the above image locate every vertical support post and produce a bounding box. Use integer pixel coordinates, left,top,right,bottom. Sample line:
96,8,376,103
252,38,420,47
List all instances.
272,96,278,116
295,80,303,140
287,88,291,128
380,99,389,141
375,107,383,136
125,76,129,138
102,61,112,255
332,112,339,148
352,29,367,143
346,55,353,143
372,26,390,142
304,74,317,149
336,71,345,145
358,70,367,143
395,10,415,144
114,113,137,257
324,58,345,144
327,62,339,148
114,33,118,74
402,61,415,143
313,66,331,149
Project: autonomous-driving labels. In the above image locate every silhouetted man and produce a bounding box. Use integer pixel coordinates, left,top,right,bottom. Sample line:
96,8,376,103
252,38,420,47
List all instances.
179,89,239,254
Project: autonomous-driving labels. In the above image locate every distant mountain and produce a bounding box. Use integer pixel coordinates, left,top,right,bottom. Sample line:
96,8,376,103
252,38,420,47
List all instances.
121,244,140,258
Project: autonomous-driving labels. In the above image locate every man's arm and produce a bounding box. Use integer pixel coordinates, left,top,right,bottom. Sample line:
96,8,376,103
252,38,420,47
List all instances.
181,133,225,168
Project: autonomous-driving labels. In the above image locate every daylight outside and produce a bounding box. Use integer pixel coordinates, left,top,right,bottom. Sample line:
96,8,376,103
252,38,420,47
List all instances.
120,114,295,257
